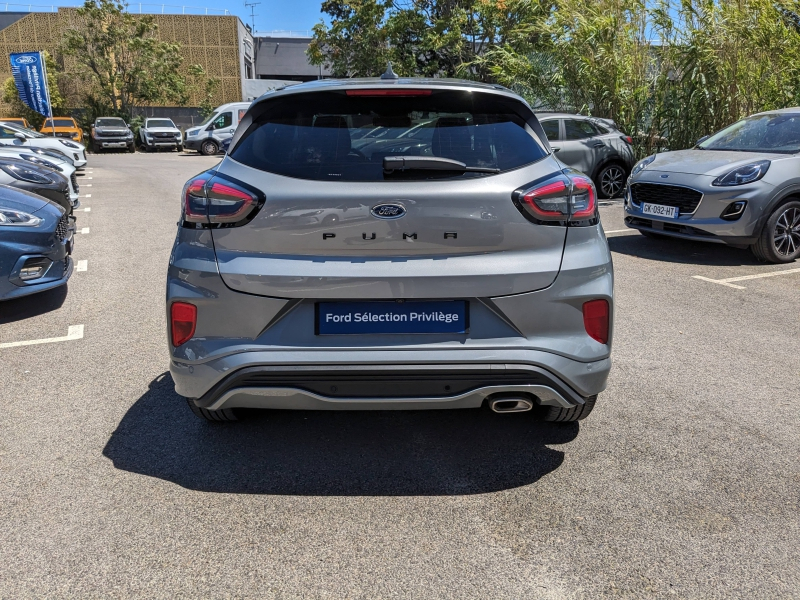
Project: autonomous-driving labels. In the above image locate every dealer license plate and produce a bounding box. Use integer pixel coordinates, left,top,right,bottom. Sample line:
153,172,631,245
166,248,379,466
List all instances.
316,301,469,335
642,202,678,219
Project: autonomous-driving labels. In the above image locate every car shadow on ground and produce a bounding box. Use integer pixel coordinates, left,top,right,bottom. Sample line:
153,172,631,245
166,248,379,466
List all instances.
608,233,765,267
0,284,68,324
103,372,579,496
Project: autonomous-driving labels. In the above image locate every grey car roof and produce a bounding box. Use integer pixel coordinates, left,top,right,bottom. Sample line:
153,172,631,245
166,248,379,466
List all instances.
252,77,527,107
751,107,800,116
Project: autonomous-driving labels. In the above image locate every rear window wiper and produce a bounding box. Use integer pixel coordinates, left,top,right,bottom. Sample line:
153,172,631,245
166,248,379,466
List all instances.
383,156,500,174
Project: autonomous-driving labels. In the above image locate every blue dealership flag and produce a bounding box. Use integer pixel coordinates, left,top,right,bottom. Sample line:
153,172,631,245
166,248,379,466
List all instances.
9,51,52,117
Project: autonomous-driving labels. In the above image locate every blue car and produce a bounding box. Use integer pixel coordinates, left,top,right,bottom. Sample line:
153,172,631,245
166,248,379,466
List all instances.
0,184,74,300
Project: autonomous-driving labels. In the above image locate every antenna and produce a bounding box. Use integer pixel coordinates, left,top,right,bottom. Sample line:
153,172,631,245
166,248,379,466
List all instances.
244,1,260,32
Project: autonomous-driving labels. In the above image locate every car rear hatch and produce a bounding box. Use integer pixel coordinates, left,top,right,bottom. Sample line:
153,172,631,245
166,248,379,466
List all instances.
193,85,574,299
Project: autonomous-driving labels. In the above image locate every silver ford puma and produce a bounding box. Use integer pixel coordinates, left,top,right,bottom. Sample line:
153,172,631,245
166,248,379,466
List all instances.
167,78,614,422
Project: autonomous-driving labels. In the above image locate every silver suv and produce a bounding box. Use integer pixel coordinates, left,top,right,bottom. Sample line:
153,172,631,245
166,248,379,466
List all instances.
167,78,614,422
537,113,636,199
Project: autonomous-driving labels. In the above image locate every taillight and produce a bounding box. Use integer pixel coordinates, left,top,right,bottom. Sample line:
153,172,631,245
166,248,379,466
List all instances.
583,299,609,344
171,302,197,347
569,175,597,220
181,171,264,227
519,176,571,221
346,89,432,96
206,180,260,224
182,174,211,223
514,172,598,225
620,135,633,145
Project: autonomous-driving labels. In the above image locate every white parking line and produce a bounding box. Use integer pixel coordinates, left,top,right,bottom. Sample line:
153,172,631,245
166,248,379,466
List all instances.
79,207,91,212
76,260,88,271
605,229,636,234
79,227,90,234
693,267,800,289
0,325,84,349
83,194,91,198
84,184,92,187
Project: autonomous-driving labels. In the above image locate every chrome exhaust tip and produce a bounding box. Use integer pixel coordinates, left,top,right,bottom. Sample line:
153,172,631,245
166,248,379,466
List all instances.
489,397,534,414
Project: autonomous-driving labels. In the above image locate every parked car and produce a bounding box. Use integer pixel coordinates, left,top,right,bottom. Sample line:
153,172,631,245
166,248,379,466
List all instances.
90,117,135,153
0,156,72,214
169,77,613,422
0,145,80,208
40,117,84,144
537,113,635,199
2,117,31,128
138,118,183,152
0,121,87,169
183,102,250,155
0,184,74,300
625,108,800,263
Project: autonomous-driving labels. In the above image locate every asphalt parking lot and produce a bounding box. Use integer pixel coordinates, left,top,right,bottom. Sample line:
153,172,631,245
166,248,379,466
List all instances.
1,153,798,598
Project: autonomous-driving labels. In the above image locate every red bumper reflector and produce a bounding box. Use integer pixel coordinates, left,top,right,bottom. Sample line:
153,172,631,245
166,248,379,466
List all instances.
171,302,197,347
346,89,432,96
583,299,609,344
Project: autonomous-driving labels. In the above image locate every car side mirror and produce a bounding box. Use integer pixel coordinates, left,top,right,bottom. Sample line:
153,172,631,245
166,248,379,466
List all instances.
14,132,26,141
696,135,709,146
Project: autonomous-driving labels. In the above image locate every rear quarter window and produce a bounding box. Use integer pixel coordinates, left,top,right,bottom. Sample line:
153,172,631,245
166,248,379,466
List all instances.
229,90,548,181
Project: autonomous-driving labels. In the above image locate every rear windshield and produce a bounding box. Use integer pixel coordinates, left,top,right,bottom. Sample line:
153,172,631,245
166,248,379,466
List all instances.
146,119,176,128
96,118,126,127
229,90,547,181
43,119,76,128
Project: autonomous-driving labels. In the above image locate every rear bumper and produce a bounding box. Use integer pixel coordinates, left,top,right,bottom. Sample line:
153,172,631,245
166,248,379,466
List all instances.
191,364,587,412
173,351,611,409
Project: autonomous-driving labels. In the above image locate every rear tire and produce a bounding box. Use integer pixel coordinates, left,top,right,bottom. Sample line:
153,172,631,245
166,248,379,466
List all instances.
92,142,101,153
596,163,626,199
541,395,597,422
200,140,219,156
128,143,135,153
186,397,238,422
177,144,184,152
750,200,800,263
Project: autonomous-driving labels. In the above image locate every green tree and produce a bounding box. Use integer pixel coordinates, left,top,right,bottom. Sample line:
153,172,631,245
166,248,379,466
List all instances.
60,0,189,120
308,0,392,77
2,51,66,129
308,0,526,78
187,64,221,119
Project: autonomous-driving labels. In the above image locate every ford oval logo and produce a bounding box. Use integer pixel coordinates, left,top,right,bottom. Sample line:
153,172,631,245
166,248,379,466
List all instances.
15,55,36,64
371,203,406,219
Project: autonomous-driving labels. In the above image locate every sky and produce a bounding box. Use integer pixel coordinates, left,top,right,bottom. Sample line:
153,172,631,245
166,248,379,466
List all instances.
39,0,327,34
218,0,326,34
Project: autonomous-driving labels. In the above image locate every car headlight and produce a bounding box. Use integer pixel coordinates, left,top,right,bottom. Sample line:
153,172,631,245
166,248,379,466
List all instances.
59,139,80,148
0,207,42,226
1,163,53,184
20,153,62,171
712,160,770,186
187,129,198,137
631,155,655,176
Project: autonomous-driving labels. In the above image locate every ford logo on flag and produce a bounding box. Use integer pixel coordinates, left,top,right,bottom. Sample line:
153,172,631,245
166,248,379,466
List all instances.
15,55,36,64
371,203,406,219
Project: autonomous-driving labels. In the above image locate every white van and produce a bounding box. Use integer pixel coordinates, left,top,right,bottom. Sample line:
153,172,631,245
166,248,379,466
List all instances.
183,102,251,155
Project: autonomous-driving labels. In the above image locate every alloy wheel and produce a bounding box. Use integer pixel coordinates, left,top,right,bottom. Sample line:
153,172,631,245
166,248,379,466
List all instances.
773,206,800,256
201,141,218,155
600,165,625,198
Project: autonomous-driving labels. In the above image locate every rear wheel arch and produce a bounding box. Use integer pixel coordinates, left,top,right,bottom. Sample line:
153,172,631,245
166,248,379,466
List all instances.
593,159,628,199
